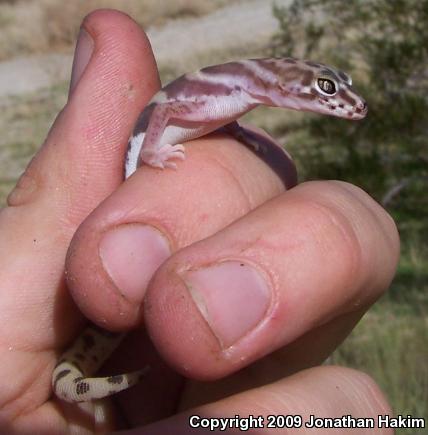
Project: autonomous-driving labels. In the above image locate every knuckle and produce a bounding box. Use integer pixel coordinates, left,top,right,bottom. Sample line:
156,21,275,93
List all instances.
288,180,399,297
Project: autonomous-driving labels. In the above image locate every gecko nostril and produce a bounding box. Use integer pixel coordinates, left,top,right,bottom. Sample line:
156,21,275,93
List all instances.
355,100,367,113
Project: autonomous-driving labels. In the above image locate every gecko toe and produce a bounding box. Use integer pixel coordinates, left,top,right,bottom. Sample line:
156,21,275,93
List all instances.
164,161,178,169
141,143,186,169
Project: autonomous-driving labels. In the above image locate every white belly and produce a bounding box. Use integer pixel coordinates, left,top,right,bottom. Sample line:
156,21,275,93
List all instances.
159,121,225,146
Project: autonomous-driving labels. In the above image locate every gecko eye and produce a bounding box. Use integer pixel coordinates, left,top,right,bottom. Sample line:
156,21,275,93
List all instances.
316,78,337,96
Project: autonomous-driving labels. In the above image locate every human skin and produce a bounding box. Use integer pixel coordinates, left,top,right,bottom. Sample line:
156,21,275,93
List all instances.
0,9,399,434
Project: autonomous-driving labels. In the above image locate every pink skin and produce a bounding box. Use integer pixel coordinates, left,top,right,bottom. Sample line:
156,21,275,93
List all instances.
129,58,367,174
0,9,397,433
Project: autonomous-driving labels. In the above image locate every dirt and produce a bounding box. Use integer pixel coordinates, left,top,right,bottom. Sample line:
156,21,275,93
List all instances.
0,0,291,99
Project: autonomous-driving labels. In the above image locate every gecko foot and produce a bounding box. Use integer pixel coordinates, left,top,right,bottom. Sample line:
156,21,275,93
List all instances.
140,144,186,169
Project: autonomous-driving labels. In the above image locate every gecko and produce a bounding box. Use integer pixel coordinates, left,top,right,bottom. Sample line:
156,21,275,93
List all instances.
52,57,368,403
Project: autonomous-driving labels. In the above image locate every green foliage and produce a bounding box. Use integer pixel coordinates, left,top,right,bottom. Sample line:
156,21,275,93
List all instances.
271,2,428,427
271,0,428,237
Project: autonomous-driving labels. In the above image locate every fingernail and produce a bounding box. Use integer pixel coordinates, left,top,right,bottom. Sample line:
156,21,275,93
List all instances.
185,261,271,348
69,28,94,97
99,224,171,303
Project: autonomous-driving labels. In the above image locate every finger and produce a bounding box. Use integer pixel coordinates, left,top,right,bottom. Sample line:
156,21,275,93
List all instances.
119,366,394,435
66,132,295,329
0,9,159,415
144,180,399,380
8,12,159,213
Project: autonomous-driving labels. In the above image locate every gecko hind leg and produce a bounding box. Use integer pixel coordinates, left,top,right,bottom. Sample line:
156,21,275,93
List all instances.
222,121,297,189
222,121,261,152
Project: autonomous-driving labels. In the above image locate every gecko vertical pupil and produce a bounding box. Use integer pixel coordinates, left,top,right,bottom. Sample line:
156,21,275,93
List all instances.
317,78,336,95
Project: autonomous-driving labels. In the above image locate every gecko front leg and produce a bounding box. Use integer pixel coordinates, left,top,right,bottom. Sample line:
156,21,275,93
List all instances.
138,100,210,169
135,98,251,170
138,101,187,169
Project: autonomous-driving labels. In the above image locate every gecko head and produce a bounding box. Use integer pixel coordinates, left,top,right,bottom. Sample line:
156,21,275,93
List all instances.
278,59,368,120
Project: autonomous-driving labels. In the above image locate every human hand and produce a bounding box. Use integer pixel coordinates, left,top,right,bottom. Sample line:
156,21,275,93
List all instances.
0,10,399,434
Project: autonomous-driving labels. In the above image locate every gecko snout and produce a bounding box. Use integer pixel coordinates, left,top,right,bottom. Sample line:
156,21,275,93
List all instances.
355,99,368,116
359,100,368,112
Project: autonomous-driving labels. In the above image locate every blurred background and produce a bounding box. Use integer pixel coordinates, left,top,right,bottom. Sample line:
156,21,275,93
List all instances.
0,0,426,431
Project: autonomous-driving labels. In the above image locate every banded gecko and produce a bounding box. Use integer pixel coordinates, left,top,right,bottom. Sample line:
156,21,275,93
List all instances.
52,57,367,402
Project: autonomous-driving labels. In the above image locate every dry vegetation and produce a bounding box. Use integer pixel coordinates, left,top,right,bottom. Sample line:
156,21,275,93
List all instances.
0,83,68,201
0,0,233,60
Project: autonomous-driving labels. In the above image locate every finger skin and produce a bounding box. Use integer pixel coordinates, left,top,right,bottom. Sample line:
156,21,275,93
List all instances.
118,366,394,435
144,181,399,380
66,133,291,329
0,9,159,429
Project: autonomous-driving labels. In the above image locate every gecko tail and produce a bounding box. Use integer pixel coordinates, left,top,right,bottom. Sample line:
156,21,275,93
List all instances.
52,365,150,403
52,325,148,402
